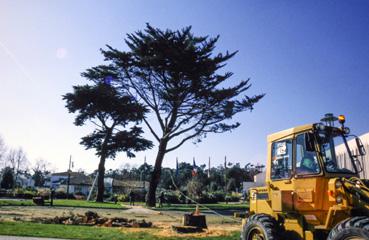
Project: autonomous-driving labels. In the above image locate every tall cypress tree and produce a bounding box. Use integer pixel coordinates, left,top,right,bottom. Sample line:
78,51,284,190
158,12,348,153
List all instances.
83,24,264,206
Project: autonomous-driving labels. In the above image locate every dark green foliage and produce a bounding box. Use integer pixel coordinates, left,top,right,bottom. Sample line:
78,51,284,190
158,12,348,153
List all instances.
81,24,264,206
1,167,14,189
63,78,153,202
94,25,264,146
64,83,152,159
32,170,46,187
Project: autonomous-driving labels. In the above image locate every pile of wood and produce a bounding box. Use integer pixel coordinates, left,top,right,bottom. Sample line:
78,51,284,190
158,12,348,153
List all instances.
30,211,152,228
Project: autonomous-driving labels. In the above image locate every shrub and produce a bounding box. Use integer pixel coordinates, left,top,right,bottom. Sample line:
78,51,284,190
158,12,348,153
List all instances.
205,191,225,203
225,192,241,202
197,194,217,204
14,188,36,199
52,188,75,199
187,179,204,200
37,188,50,199
163,191,181,204
117,193,128,202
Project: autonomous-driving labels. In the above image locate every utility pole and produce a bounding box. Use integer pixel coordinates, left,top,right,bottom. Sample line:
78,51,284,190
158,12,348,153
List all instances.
66,155,73,199
208,157,211,178
224,156,227,193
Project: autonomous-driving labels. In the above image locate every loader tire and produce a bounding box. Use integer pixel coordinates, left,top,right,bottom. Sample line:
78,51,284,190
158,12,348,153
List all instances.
241,214,281,240
328,216,369,240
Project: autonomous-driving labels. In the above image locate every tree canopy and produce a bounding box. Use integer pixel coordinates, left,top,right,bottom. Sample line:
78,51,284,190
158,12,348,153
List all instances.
82,24,264,206
63,82,153,202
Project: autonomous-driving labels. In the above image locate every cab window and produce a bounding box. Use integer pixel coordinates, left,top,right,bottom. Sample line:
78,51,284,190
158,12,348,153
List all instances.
271,139,293,180
296,133,320,175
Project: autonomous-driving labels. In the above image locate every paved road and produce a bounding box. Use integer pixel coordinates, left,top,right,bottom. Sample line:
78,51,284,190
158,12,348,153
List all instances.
0,236,68,240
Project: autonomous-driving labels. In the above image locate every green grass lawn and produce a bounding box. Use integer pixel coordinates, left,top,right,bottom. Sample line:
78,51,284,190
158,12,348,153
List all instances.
0,199,248,212
153,203,249,212
0,221,240,240
0,199,34,206
0,199,125,209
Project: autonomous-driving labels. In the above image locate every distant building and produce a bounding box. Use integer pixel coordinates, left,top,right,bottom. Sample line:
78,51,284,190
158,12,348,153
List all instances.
242,172,266,193
49,172,148,196
59,174,93,196
15,174,35,188
49,172,93,195
336,132,369,179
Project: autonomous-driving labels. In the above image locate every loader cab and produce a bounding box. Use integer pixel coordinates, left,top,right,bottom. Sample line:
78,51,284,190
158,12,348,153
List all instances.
267,123,362,183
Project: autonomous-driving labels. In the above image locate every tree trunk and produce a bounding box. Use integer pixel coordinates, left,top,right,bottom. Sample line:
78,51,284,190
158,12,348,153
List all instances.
96,130,111,203
146,139,168,207
96,155,106,202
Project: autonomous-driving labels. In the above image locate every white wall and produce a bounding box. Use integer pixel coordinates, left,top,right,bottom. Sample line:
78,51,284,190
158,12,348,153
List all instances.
335,132,369,179
242,172,266,192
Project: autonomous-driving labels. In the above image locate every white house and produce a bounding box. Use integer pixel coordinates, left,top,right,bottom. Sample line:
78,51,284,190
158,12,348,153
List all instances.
16,174,35,188
49,172,93,195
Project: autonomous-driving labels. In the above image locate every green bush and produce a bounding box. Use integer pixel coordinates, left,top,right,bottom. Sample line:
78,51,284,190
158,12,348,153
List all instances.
14,188,36,199
116,194,128,202
162,191,180,204
225,192,241,202
197,194,217,204
53,189,75,199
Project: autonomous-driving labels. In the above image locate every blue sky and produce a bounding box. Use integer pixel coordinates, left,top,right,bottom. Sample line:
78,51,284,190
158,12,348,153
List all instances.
1,1,369,172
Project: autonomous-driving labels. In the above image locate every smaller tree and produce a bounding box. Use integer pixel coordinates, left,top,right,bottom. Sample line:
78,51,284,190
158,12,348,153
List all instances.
6,148,28,187
32,159,50,187
1,167,14,189
63,82,153,202
187,178,204,200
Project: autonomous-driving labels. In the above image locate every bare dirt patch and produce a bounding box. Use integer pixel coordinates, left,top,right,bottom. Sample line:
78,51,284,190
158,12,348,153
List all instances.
0,205,240,237
120,222,239,238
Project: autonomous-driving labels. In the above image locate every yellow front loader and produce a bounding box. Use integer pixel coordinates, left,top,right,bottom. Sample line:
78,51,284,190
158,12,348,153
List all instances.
241,115,369,240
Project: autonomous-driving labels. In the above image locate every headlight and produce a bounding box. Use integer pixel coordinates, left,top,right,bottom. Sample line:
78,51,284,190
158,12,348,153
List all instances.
336,193,343,204
335,180,343,189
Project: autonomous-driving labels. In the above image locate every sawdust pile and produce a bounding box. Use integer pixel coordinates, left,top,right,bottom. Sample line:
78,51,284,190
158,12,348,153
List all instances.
120,222,239,238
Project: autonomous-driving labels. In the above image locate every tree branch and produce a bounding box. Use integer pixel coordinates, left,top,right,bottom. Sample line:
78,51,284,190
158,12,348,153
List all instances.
143,118,160,142
124,69,166,131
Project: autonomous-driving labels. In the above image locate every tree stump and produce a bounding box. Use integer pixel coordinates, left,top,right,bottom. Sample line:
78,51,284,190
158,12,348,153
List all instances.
182,214,207,229
32,196,45,206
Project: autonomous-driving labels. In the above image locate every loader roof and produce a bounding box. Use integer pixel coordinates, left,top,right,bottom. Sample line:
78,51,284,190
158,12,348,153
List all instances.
267,123,314,143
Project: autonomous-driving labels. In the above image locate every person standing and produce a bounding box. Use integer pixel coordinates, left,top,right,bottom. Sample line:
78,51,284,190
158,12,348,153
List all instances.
129,190,135,206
